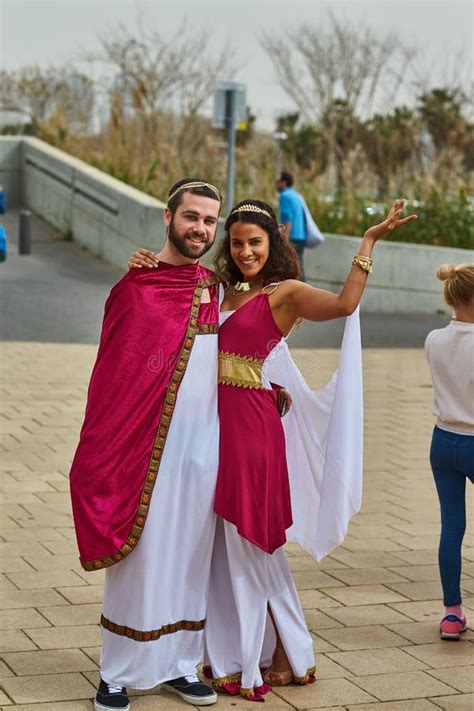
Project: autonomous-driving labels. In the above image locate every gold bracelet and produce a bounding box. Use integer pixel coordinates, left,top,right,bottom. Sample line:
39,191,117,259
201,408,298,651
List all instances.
352,255,373,273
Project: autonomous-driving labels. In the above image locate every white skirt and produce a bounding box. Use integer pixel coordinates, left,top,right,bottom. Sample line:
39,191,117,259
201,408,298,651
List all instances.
100,334,219,689
205,517,315,692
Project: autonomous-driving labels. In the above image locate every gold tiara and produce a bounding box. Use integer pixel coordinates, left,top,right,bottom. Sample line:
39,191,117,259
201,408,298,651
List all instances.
230,204,272,219
168,181,221,203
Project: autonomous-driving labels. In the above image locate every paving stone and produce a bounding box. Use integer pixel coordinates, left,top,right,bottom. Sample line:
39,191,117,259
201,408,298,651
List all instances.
430,694,474,710
0,574,17,591
348,525,403,539
330,551,409,569
38,602,101,626
292,570,346,589
25,624,101,649
0,589,69,609
0,630,38,653
57,585,103,604
327,568,411,586
352,671,457,701
2,649,97,675
461,579,474,594
386,621,472,645
81,646,101,665
391,551,439,566
311,633,340,653
0,558,32,573
0,689,13,705
290,555,345,573
323,584,409,606
41,539,78,555
347,701,441,710
184,692,293,709
402,642,474,668
274,677,376,707
385,581,443,601
388,600,448,622
388,565,442,582
339,538,408,552
1,672,96,703
324,604,412,627
4,704,92,711
6,569,86,589
0,527,64,542
313,654,348,680
304,609,344,630
0,659,14,677
21,552,83,571
0,607,51,630
427,666,474,693
327,647,429,676
315,625,408,651
299,589,342,609
0,542,48,558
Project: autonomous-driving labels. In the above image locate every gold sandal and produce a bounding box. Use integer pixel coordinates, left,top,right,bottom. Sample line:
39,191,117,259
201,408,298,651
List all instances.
262,646,293,686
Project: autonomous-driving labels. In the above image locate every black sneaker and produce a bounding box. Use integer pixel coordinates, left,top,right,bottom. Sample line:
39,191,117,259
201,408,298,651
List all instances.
95,678,130,710
162,674,217,706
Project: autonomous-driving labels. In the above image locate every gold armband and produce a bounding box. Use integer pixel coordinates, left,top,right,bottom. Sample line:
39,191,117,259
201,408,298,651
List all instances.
352,255,373,273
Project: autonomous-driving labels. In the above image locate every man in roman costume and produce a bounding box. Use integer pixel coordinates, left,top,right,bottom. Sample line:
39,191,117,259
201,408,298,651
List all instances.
70,179,223,710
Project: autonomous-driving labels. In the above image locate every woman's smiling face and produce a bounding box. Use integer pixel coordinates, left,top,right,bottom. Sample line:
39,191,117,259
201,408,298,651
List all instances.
229,221,270,282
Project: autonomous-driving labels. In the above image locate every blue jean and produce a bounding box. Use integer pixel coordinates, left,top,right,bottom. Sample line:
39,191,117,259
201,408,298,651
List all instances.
430,426,474,606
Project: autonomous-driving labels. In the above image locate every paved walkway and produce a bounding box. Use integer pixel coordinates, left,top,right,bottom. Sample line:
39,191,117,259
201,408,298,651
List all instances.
0,342,472,710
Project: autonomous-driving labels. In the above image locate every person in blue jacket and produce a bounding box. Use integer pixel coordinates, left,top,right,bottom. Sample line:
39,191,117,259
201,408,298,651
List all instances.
276,171,307,280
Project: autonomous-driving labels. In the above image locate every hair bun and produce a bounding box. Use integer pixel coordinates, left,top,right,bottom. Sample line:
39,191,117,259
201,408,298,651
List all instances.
437,264,457,281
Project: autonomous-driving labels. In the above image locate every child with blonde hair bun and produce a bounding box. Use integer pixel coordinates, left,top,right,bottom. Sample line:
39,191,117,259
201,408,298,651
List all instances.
425,263,474,640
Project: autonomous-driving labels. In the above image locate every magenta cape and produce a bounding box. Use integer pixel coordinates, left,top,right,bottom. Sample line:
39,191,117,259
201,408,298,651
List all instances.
69,262,219,571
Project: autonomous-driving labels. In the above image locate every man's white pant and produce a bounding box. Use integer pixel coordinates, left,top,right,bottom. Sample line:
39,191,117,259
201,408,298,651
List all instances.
100,334,219,689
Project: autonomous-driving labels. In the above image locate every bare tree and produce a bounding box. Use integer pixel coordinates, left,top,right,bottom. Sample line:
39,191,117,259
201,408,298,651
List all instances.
0,66,94,132
261,15,415,190
90,19,234,149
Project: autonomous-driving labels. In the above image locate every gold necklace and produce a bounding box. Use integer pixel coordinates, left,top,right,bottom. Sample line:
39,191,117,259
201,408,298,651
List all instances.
232,282,261,297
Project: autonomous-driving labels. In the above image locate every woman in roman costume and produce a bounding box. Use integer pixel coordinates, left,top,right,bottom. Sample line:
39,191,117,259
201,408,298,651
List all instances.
128,198,416,702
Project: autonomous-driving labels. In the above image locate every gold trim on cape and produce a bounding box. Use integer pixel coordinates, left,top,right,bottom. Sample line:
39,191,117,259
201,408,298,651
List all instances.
81,274,221,571
218,351,264,389
197,323,219,335
101,614,205,641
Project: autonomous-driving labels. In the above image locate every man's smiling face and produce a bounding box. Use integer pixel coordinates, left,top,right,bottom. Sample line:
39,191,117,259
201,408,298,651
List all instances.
165,192,220,260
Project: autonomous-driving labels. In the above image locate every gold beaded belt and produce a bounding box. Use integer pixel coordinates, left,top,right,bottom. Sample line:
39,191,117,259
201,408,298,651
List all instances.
218,351,264,389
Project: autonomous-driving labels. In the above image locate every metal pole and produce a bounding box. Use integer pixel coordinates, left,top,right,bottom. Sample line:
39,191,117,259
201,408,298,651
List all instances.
19,210,32,255
225,89,237,215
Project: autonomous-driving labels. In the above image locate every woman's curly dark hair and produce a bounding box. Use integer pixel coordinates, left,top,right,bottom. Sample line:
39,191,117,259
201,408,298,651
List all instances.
214,199,301,285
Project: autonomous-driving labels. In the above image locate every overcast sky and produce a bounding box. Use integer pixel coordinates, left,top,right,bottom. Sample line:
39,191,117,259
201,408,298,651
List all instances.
1,0,472,130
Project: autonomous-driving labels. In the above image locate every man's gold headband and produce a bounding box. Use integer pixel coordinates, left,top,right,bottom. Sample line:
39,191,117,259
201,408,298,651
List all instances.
230,204,272,219
168,181,221,203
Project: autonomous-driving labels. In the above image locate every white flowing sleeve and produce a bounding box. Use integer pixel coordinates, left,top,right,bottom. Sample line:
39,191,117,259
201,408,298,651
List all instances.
263,308,363,561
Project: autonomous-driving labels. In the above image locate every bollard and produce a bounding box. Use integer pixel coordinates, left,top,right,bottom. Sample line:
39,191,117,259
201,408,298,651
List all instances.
0,185,6,214
19,210,32,255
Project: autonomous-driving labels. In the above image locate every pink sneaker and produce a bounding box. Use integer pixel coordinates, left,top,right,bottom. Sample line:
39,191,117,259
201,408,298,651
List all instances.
439,614,468,640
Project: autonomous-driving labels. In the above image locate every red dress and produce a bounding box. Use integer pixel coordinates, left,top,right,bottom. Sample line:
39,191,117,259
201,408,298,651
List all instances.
214,293,293,553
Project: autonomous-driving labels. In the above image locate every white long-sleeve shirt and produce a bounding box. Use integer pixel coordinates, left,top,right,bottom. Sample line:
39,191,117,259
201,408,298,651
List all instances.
425,320,474,435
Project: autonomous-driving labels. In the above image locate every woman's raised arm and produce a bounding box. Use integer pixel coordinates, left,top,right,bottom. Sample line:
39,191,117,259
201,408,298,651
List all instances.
284,199,417,322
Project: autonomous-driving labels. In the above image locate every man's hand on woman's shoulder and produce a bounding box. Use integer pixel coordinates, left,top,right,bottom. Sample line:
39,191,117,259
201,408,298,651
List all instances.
128,248,159,270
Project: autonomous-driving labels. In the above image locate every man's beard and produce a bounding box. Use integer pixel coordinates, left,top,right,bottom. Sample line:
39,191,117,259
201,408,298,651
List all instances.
168,219,214,260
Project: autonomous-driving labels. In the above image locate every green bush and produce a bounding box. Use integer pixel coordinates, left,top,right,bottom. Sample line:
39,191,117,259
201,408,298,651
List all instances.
305,189,473,249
